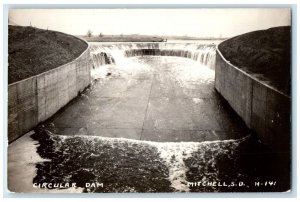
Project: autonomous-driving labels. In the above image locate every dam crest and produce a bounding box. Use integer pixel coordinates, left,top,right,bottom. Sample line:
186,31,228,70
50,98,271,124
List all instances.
90,42,217,70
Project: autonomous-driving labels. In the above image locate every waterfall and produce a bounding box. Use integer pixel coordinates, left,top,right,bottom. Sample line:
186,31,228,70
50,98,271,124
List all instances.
90,43,217,70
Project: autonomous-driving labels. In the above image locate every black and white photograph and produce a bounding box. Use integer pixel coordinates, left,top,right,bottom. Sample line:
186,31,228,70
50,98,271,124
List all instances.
6,7,293,194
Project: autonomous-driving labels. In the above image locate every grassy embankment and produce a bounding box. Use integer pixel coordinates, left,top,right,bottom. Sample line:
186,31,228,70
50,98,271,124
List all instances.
218,26,291,95
8,25,88,84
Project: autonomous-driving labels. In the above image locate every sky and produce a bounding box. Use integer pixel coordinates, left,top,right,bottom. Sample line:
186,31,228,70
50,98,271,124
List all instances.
9,8,291,38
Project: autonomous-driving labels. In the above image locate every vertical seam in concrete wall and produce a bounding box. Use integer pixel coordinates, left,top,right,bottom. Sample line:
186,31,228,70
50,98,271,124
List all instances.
45,74,48,120
222,53,225,95
250,78,254,129
43,75,46,122
16,83,20,140
264,84,268,143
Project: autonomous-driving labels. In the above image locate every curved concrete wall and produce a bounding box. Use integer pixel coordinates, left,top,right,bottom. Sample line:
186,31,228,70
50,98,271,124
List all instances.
125,49,215,69
8,43,92,143
215,46,291,153
90,43,216,70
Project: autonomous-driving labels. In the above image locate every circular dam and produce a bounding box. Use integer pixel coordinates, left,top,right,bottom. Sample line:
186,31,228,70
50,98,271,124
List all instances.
9,40,290,193
44,41,250,142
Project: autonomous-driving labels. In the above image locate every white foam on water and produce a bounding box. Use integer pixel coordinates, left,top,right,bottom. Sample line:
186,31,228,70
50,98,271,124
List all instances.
155,143,197,192
91,56,151,82
52,134,249,192
91,64,112,80
168,58,215,89
153,139,243,192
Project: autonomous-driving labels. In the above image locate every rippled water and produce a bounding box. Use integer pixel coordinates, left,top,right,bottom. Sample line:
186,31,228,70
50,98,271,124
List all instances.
31,124,290,193
31,128,246,192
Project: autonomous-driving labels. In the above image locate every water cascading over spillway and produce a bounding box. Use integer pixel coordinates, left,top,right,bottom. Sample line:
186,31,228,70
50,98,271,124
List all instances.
90,43,217,70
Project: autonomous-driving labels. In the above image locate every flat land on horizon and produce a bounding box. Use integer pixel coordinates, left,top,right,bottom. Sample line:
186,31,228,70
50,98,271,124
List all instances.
79,34,226,42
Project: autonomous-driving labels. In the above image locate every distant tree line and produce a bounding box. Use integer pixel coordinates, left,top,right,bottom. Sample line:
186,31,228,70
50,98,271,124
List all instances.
86,30,106,38
86,30,93,38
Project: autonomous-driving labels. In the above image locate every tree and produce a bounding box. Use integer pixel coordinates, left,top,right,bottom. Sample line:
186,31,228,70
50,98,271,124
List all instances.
99,32,103,38
87,30,93,38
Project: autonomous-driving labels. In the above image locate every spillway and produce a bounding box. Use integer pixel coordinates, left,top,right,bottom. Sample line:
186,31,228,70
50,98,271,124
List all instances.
90,42,217,70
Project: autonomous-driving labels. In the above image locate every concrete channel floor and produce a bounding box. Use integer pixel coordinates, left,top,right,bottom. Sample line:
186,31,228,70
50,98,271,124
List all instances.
49,56,249,141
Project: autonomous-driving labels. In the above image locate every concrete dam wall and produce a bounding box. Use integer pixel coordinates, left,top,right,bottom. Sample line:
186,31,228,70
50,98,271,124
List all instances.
90,43,216,70
215,46,291,153
8,45,92,143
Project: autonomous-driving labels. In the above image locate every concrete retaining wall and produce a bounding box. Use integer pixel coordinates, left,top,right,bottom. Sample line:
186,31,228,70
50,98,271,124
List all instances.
8,45,91,143
215,47,291,153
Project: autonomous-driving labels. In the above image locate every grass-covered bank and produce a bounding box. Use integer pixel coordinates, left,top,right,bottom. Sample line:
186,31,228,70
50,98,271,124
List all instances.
218,26,291,95
8,26,88,84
